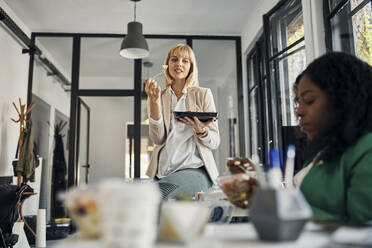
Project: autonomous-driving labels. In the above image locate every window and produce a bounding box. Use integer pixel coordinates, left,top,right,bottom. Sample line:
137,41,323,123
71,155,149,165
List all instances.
325,0,372,65
246,36,266,164
263,0,306,155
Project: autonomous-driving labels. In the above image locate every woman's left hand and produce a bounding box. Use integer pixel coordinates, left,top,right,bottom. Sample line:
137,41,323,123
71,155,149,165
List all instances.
178,116,212,135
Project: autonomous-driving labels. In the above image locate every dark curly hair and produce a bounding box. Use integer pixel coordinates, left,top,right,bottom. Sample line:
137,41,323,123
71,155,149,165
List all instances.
293,52,372,163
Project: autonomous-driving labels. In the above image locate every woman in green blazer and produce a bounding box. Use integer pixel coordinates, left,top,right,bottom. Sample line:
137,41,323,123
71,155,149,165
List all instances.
293,52,372,224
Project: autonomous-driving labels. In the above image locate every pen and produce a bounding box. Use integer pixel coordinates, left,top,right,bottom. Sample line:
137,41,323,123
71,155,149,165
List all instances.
284,145,296,188
268,149,283,189
251,154,267,189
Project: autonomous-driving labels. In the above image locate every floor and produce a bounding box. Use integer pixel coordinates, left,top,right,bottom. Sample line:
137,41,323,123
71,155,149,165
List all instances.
30,239,62,247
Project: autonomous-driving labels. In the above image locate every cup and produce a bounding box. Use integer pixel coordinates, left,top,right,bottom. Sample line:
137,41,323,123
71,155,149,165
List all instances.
158,201,210,244
98,179,161,248
65,187,101,239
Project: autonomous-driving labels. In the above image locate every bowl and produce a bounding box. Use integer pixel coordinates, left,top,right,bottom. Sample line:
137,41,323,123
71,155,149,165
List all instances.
227,157,255,174
216,173,258,209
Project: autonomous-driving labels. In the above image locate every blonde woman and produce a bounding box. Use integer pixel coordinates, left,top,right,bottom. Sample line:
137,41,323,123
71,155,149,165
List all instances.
145,44,220,199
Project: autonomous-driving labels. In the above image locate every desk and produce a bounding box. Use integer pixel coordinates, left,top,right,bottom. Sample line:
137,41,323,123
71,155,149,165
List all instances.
51,222,331,248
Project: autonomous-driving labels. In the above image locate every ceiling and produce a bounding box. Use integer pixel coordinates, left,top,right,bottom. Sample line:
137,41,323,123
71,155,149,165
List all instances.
4,0,258,35
4,0,257,83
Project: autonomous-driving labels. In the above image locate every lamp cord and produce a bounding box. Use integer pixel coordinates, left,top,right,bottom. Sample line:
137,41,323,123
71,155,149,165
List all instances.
134,1,136,22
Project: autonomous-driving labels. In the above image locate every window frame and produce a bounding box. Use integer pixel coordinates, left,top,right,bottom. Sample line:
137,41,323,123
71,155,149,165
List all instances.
246,36,266,164
323,0,372,52
263,0,305,164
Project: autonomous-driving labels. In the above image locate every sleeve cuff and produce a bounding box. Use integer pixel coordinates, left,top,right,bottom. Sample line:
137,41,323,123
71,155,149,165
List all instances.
198,128,211,142
149,116,163,125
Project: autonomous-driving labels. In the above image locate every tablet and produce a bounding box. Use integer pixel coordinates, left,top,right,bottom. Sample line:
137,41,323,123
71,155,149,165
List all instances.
173,111,218,122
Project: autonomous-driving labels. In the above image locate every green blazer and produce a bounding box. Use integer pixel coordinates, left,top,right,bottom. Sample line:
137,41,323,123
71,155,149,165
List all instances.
300,132,372,224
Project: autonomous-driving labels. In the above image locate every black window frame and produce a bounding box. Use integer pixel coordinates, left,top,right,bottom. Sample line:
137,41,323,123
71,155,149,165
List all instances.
323,0,372,52
246,35,267,165
263,0,305,167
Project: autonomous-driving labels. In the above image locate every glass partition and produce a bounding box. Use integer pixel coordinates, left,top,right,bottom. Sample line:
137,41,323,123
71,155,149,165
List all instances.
142,39,187,90
79,37,134,89
30,34,242,186
193,39,238,174
140,39,186,178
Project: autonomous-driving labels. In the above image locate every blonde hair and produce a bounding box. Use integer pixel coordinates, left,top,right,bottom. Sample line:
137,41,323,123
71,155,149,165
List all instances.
164,44,199,88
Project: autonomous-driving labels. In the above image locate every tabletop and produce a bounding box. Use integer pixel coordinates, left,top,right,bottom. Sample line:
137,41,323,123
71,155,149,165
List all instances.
51,222,332,248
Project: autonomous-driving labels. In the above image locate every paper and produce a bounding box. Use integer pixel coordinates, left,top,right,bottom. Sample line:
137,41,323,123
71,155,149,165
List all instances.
36,209,46,247
331,226,372,246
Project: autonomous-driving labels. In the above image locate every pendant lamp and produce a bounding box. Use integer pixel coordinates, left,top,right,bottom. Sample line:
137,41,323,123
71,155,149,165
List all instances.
120,0,149,59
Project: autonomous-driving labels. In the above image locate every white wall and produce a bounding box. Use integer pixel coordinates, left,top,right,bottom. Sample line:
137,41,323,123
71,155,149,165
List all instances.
241,0,281,53
0,1,31,176
1,1,72,220
32,61,70,117
0,1,71,177
302,0,327,64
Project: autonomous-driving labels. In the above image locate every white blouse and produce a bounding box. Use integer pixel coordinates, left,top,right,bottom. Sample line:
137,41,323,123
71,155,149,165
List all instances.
149,87,205,178
293,152,324,187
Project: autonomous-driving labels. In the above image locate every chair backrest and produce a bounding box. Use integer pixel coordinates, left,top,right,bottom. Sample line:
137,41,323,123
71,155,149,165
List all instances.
0,184,28,234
